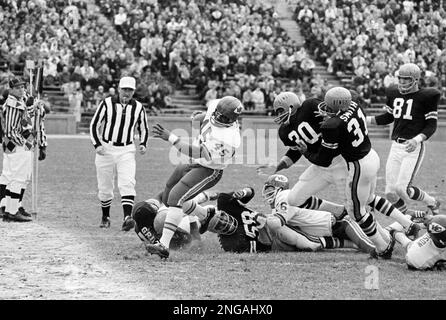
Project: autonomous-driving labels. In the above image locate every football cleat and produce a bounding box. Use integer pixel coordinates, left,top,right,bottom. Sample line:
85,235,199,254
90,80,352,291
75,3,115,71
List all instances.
18,207,32,217
199,207,216,234
405,222,421,240
145,241,169,259
369,233,395,260
189,221,202,241
100,216,111,228
121,215,135,231
428,200,441,215
3,211,32,222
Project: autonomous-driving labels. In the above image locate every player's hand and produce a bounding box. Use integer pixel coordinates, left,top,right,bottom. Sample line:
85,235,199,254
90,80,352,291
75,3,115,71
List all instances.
405,139,418,153
96,145,106,155
233,189,247,200
256,163,276,176
190,110,204,120
253,212,267,229
152,123,170,141
295,140,308,153
38,146,46,161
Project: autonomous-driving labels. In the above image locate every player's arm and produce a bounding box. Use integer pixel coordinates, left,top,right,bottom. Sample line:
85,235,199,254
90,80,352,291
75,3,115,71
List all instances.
275,148,302,173
406,91,440,152
89,100,106,149
151,123,213,160
231,187,255,203
137,105,149,148
299,125,338,167
418,91,440,141
191,111,206,126
366,94,395,126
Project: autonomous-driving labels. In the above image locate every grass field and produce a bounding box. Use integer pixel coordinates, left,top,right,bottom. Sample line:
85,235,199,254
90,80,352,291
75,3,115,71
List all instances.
0,135,445,300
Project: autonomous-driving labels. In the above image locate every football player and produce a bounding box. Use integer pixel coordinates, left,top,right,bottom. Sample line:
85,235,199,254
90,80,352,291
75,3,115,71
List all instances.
298,87,420,259
389,214,446,270
146,96,242,259
259,91,418,239
367,63,441,219
256,174,375,253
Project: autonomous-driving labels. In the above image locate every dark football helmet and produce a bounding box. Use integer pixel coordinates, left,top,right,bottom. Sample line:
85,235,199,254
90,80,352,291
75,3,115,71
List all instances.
318,86,352,118
273,91,303,124
210,96,243,127
427,214,446,248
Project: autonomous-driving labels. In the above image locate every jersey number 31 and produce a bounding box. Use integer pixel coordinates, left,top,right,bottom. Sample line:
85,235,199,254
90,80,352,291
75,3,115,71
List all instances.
347,108,368,147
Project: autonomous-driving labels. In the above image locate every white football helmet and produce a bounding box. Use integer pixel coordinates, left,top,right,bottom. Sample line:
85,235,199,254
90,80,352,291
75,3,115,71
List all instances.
397,63,421,94
318,87,352,117
261,174,289,208
273,92,303,124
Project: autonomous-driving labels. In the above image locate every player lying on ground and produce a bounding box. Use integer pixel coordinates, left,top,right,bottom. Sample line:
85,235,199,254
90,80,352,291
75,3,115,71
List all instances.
387,214,446,270
132,177,375,254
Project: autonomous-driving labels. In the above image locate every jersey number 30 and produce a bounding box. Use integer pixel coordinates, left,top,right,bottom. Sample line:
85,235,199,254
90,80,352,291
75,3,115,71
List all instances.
347,108,368,147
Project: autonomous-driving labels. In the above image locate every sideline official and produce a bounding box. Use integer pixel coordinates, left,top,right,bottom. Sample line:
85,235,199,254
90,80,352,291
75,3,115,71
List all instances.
90,76,149,230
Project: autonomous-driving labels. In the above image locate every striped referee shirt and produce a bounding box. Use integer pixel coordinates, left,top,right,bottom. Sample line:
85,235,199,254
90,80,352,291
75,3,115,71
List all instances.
1,94,47,149
90,96,149,148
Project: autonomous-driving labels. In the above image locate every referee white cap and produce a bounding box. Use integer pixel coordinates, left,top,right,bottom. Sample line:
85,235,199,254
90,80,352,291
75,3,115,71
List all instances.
119,76,136,90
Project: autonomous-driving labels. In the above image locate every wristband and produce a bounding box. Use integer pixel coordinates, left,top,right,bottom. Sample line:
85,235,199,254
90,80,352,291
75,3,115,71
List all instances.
366,116,373,125
413,135,423,143
168,133,180,145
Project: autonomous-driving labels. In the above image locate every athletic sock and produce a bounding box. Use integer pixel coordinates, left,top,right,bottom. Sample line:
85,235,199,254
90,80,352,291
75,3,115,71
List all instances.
159,206,184,248
369,195,412,228
357,212,388,252
393,198,408,214
121,195,134,218
407,186,436,207
101,199,112,218
298,196,322,209
182,199,208,220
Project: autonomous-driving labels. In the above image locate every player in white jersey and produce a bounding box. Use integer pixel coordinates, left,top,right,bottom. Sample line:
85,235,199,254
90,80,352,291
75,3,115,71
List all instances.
255,174,375,253
146,96,242,258
389,214,446,270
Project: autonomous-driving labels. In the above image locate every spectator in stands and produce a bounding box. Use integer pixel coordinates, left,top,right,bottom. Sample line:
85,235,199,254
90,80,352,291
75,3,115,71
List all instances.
83,84,95,111
242,85,254,111
93,85,106,109
204,80,218,104
251,82,266,112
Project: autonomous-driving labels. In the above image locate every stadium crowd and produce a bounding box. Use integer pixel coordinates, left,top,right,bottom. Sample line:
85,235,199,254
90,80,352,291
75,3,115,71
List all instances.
292,0,446,104
1,0,446,115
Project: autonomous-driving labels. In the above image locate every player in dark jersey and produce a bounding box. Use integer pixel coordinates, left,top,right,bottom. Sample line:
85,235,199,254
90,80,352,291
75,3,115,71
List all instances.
256,92,349,217
297,86,421,259
367,63,440,222
257,91,418,239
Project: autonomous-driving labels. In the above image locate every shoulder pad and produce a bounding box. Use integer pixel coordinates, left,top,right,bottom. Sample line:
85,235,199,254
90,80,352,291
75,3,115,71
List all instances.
302,97,323,110
321,117,342,130
385,85,399,96
421,87,441,99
